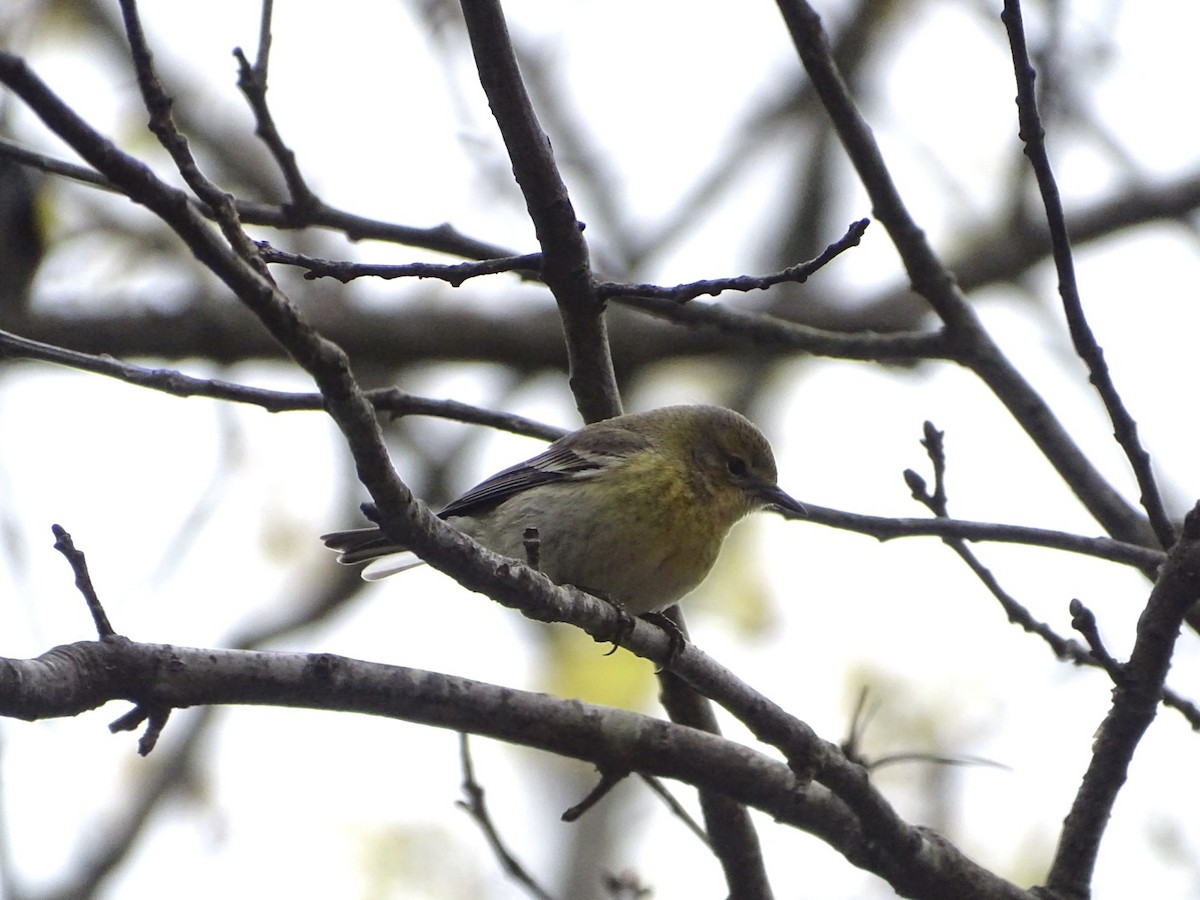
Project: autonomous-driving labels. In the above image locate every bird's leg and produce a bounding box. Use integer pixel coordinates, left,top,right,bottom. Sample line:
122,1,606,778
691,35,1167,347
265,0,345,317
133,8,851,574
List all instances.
597,602,687,670
639,611,687,668
600,597,637,655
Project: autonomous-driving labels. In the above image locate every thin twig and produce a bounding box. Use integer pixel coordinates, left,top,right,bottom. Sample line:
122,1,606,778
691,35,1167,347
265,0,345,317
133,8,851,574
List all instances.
50,525,176,756
457,734,556,900
1045,503,1200,897
802,502,1164,571
561,768,628,823
1001,0,1175,551
616,293,951,361
636,775,712,848
0,327,563,439
906,424,1085,655
119,0,272,281
0,136,517,260
252,0,273,77
0,137,114,190
258,243,543,286
1068,599,1124,682
260,219,863,294
50,524,115,639
904,427,1198,729
234,4,319,217
596,219,869,303
868,753,1012,774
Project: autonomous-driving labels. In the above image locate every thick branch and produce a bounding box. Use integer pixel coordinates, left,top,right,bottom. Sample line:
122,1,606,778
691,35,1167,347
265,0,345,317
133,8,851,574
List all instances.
458,0,619,423
657,612,773,899
1043,502,1200,898
0,638,1032,900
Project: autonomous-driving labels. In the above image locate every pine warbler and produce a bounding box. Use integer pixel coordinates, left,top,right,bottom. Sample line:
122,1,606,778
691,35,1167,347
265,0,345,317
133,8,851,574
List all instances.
322,404,805,616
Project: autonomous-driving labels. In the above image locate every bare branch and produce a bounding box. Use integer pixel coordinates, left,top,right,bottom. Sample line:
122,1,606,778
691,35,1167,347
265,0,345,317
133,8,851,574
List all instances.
118,0,270,280
902,428,1199,730
0,637,1033,899
0,134,516,262
257,217,865,296
50,524,115,639
636,775,712,849
0,327,563,439
656,610,772,900
457,734,555,900
1068,599,1124,683
233,4,319,218
1046,502,1200,896
458,0,619,423
1001,0,1175,551
0,137,113,190
258,242,542,286
616,294,949,361
772,0,1156,550
802,503,1164,571
596,219,869,303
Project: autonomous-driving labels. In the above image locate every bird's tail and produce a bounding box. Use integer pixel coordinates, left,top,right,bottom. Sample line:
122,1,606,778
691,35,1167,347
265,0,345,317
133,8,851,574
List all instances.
321,527,425,581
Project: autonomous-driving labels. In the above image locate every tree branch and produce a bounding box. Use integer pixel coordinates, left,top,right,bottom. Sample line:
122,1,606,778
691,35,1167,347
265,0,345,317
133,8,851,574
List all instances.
0,328,563,440
0,637,1032,900
0,137,516,262
772,0,1157,550
1001,0,1174,551
596,218,868,303
803,503,1165,570
1044,502,1200,898
458,0,619,423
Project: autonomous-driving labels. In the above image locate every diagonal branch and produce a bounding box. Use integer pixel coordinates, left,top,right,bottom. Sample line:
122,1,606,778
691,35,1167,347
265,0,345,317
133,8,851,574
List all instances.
0,325,563,438
1001,0,1175,551
658,612,774,900
457,734,555,900
1044,502,1200,897
772,0,1157,551
0,138,516,262
457,0,619,423
453,3,778,892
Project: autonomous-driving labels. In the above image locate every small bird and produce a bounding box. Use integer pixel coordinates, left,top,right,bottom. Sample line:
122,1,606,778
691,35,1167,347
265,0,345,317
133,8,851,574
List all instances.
322,404,805,616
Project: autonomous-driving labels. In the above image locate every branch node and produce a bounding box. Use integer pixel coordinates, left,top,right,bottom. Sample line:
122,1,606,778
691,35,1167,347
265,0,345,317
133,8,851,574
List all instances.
108,704,173,756
561,767,630,822
1068,598,1125,682
51,524,117,639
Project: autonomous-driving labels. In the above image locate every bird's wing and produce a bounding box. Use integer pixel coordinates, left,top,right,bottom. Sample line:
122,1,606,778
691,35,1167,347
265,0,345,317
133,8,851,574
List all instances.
438,422,652,518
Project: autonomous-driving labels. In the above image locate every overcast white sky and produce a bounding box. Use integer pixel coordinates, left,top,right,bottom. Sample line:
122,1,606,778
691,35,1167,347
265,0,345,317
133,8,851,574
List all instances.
3,1,1200,898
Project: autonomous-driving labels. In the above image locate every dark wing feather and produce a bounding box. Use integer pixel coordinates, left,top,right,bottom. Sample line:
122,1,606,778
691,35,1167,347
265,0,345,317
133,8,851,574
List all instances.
438,422,652,518
323,421,653,566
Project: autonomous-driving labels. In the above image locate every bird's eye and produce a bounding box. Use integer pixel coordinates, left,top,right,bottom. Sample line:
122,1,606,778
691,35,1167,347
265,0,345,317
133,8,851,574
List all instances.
727,455,748,477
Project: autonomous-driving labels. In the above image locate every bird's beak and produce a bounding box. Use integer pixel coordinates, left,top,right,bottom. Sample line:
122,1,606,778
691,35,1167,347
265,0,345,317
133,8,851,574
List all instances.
757,484,808,518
